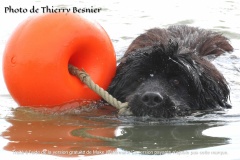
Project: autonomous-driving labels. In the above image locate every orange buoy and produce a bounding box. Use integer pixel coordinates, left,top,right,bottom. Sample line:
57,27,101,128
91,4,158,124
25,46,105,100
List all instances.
3,13,116,108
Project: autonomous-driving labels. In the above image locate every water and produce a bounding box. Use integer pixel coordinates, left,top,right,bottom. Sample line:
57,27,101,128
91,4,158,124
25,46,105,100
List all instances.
0,0,240,159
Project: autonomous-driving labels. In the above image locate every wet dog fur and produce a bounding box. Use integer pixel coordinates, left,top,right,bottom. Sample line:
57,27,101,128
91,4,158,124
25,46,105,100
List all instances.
108,25,233,118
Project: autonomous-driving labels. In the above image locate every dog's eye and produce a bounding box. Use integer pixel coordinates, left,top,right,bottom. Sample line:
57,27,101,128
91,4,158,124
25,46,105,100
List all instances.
170,79,180,86
173,79,180,85
138,77,146,82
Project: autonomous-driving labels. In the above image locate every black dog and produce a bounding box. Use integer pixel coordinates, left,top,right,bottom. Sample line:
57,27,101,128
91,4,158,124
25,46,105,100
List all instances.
108,25,233,118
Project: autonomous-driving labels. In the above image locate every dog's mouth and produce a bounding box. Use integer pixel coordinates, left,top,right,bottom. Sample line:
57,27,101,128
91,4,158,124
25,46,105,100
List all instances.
126,93,191,118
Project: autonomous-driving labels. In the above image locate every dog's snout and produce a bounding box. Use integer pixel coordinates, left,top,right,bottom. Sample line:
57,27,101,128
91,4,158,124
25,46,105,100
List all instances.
141,92,163,107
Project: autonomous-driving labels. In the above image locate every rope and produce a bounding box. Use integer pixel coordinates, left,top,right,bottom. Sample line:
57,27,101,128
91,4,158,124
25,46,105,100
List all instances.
68,65,131,115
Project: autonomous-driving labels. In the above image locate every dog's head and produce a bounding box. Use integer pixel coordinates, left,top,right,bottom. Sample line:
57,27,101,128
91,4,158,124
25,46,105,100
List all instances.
108,40,231,118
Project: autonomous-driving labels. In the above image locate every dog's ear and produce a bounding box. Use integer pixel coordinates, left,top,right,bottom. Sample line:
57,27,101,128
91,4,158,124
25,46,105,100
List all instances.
194,57,231,109
197,34,233,57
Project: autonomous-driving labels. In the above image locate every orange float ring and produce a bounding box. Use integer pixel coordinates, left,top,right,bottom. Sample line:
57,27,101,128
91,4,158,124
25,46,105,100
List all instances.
3,13,116,109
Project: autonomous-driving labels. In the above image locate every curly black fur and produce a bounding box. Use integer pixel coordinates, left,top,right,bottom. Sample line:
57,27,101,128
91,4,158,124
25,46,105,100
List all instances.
108,25,233,118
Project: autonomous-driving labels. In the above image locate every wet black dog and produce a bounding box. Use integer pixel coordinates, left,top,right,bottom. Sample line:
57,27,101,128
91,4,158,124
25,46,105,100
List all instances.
108,25,233,118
